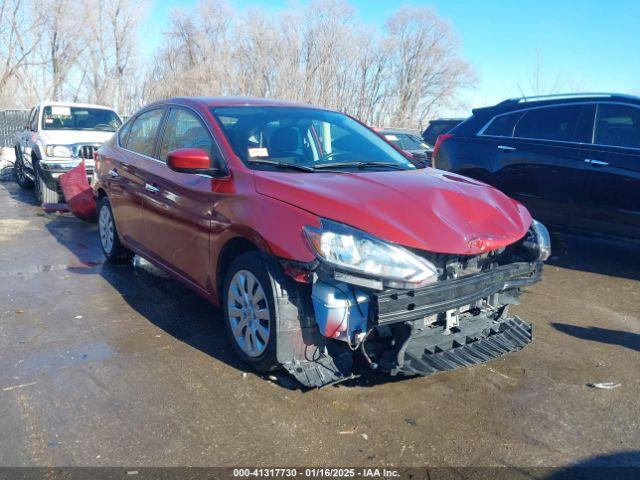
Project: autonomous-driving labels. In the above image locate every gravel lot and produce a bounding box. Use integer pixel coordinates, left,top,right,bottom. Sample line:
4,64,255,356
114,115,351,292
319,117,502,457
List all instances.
0,179,639,468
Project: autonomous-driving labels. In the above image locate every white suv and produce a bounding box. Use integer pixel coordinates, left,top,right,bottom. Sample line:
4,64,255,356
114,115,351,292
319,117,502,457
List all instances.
13,102,122,204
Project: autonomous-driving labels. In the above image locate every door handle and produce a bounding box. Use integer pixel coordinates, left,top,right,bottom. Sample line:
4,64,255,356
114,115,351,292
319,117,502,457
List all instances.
145,183,160,193
584,159,609,166
497,145,516,152
108,169,119,178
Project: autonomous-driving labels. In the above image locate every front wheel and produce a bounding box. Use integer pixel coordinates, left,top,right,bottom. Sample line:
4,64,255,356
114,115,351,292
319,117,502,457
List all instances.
98,197,134,264
13,151,34,188
222,252,279,372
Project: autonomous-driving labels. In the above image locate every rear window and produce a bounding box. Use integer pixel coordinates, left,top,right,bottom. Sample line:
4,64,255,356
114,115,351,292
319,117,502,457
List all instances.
514,105,591,143
595,103,640,149
483,112,523,137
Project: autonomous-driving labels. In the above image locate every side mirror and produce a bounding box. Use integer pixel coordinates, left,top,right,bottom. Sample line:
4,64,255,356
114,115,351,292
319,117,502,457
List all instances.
167,148,227,178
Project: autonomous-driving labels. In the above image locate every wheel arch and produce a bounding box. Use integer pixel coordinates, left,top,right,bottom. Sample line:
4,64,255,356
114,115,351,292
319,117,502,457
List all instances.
214,236,263,304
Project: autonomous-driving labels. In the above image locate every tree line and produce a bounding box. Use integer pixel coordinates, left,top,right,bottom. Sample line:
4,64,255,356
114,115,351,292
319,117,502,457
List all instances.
0,0,474,129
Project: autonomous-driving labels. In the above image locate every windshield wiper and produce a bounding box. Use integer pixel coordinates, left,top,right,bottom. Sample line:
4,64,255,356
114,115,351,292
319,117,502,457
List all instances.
314,161,409,171
247,159,315,172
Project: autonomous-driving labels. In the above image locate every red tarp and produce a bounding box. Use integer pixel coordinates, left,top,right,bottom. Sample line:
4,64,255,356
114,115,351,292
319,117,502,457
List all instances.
58,160,97,222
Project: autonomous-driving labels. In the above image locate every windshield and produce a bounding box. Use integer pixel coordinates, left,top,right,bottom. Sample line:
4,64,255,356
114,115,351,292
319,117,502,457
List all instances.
383,132,429,150
211,106,416,171
42,106,122,132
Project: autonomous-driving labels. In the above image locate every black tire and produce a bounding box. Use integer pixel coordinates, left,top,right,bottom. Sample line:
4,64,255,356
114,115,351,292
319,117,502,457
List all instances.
222,251,279,372
33,161,61,204
97,196,134,265
13,149,34,189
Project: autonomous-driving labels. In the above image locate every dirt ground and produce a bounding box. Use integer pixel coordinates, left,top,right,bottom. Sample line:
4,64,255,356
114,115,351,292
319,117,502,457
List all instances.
0,179,638,468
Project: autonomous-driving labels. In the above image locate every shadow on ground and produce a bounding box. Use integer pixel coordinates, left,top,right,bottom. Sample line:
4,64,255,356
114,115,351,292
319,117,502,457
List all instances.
545,450,640,479
551,323,640,353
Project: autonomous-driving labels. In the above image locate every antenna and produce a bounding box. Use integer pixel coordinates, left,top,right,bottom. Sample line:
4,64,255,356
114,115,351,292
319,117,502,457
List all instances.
516,84,527,101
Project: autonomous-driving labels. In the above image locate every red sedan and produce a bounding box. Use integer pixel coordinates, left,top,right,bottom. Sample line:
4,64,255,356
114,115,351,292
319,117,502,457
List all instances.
93,97,549,387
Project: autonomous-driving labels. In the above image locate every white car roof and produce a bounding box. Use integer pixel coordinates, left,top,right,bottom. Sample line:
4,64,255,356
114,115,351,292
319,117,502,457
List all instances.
38,101,118,111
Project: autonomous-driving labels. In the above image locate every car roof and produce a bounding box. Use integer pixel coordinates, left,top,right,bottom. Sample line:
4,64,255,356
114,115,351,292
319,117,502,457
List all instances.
39,101,118,111
149,96,329,111
473,92,640,116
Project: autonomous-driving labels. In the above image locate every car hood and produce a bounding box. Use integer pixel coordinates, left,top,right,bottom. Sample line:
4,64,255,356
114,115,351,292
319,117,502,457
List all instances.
254,168,532,255
39,130,115,145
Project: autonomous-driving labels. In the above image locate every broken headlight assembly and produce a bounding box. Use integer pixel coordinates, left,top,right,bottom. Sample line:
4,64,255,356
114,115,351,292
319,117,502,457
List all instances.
523,219,551,261
303,219,438,290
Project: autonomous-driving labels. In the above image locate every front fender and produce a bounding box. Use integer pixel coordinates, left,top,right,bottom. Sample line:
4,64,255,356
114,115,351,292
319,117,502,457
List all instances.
210,193,320,304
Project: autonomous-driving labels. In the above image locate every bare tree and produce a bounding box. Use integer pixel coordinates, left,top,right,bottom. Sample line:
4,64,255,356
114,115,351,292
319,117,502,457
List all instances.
0,0,44,105
382,6,474,127
79,0,144,111
38,0,87,101
2,0,474,124
147,0,472,128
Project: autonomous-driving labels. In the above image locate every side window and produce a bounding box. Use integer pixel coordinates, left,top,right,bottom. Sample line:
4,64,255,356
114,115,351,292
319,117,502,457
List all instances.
126,109,164,157
30,108,39,131
514,105,590,143
159,108,219,166
118,120,133,147
595,104,640,150
483,112,523,137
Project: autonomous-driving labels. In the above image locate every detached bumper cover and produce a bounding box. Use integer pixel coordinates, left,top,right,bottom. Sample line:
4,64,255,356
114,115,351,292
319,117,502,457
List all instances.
372,261,542,325
57,160,97,221
387,316,532,376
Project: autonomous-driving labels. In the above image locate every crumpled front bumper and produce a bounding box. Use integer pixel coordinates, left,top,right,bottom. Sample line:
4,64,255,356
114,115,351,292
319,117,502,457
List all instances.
371,261,542,325
276,258,543,387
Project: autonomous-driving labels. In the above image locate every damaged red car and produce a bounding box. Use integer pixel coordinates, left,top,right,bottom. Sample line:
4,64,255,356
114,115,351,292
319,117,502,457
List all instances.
92,97,550,387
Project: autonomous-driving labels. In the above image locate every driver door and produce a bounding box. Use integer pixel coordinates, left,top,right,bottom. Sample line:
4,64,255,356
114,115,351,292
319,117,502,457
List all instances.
138,106,223,293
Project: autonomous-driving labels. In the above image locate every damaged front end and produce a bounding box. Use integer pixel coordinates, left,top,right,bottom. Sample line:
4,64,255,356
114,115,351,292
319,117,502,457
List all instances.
275,219,548,388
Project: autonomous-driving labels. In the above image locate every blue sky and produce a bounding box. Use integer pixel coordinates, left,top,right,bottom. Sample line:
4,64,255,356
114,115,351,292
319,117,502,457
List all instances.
140,0,640,116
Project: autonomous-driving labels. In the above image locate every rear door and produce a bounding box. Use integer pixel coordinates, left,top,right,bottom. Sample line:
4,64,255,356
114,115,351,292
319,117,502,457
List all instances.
575,102,640,238
108,107,165,248
138,106,223,292
491,104,594,227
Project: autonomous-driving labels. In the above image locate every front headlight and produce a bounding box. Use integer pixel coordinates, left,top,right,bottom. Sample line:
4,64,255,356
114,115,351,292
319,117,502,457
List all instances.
303,219,438,289
45,145,73,157
531,219,551,261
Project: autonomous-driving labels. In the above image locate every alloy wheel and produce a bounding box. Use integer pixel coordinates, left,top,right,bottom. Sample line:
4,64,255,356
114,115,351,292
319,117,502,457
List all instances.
15,158,26,183
99,205,115,254
227,270,271,357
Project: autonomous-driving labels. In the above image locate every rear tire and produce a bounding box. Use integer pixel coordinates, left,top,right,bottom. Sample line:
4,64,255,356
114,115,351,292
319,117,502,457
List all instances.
222,252,279,372
98,196,134,265
13,150,34,189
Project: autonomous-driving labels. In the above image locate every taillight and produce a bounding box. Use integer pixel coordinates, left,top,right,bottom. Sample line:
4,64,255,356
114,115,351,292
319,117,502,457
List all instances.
433,133,454,159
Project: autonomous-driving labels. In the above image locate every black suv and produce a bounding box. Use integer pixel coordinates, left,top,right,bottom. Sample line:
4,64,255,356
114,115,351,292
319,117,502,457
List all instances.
421,118,465,146
432,93,640,240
